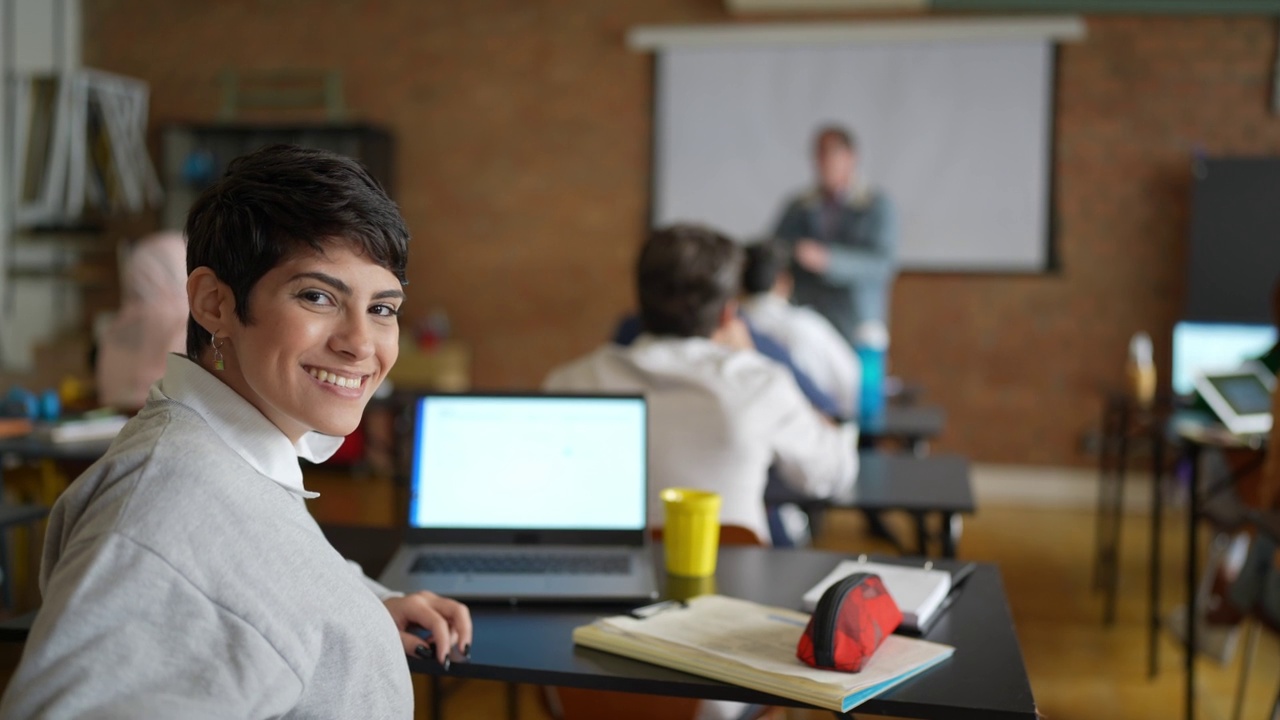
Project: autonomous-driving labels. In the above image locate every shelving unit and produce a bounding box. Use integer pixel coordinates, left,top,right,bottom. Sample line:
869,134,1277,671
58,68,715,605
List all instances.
160,123,395,230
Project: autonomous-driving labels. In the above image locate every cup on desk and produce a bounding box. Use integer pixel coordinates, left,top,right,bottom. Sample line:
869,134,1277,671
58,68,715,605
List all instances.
661,488,721,577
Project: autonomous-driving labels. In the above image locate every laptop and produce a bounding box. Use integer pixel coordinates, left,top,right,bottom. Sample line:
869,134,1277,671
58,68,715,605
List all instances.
1172,321,1277,397
378,393,659,603
1194,363,1275,436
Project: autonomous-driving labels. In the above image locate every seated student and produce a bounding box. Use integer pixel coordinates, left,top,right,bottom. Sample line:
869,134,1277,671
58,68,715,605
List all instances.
544,224,858,543
740,237,861,420
0,145,471,718
612,310,842,419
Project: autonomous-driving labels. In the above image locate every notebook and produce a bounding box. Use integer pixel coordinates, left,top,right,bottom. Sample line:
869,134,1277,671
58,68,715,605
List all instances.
802,560,952,632
377,393,659,603
574,594,954,713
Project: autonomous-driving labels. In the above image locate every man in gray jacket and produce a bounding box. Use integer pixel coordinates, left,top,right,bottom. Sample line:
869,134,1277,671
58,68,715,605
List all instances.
773,125,898,344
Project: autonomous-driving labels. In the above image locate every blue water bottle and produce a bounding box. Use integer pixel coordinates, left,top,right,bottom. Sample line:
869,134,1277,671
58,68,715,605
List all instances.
855,320,889,432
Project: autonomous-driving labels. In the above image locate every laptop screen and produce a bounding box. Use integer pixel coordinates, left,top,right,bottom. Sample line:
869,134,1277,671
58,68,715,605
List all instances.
1172,321,1277,396
409,394,647,531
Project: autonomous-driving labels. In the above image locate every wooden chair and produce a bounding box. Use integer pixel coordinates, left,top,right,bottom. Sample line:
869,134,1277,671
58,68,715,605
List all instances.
547,524,767,720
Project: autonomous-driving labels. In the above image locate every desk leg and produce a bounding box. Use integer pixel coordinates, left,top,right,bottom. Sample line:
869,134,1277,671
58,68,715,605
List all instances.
1094,398,1118,592
1104,401,1131,626
941,512,958,559
1149,423,1165,680
1187,442,1202,720
912,512,929,557
506,682,518,720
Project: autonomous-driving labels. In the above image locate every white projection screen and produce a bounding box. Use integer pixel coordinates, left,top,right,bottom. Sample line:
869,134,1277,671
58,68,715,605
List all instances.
651,38,1057,272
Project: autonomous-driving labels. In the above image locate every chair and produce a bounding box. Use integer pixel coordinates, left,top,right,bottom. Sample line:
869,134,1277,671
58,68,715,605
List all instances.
547,524,767,720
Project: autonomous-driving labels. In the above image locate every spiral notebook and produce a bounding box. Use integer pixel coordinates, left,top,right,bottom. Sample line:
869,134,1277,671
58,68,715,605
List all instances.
573,595,954,713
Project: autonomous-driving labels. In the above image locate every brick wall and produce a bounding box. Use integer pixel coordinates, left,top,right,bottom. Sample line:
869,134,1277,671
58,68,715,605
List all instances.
82,2,1280,466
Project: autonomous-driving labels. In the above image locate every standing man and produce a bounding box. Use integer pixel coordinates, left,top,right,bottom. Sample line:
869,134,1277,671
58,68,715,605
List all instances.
774,125,898,343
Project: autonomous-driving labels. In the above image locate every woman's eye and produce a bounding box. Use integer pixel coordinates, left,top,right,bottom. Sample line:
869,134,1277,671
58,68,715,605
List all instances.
371,304,400,318
299,290,334,306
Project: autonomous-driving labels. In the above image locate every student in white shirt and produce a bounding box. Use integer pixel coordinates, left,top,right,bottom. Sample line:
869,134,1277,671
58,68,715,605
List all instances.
1,145,470,719
544,224,858,543
741,237,861,420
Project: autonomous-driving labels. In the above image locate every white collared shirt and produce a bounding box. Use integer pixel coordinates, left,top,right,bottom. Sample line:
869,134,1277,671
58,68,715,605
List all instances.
544,336,858,543
150,353,344,499
742,293,861,419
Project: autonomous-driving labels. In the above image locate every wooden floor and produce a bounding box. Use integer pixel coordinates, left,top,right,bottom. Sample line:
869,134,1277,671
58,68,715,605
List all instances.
4,470,1279,719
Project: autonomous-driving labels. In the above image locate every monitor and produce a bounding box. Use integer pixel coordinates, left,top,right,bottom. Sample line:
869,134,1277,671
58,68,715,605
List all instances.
1171,321,1277,396
409,394,647,531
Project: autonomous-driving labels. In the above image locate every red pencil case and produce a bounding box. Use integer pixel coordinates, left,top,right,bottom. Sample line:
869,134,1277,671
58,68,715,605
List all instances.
796,572,902,672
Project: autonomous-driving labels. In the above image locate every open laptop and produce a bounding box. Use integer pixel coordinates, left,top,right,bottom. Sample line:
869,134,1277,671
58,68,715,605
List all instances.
1194,363,1275,436
1172,321,1277,397
378,393,659,603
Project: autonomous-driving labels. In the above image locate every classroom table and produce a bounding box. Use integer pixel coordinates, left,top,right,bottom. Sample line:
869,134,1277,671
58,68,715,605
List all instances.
1147,411,1267,720
864,404,947,456
765,452,974,558
0,435,87,608
325,525,1037,720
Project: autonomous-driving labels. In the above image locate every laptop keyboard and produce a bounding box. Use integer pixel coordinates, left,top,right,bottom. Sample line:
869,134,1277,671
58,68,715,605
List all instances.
412,552,632,575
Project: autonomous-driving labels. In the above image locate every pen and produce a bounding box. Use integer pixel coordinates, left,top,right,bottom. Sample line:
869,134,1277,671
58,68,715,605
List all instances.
917,562,979,635
630,599,686,619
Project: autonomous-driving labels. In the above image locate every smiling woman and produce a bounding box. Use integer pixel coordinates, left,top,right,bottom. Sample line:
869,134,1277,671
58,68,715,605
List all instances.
0,145,470,720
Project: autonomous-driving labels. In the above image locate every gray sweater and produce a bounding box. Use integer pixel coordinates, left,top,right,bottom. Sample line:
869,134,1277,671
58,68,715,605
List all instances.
0,399,413,719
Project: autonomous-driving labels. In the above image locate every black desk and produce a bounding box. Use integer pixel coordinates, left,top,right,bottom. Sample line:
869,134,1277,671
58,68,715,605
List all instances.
0,526,1034,719
766,453,974,558
1149,412,1267,720
866,405,947,456
325,526,1036,720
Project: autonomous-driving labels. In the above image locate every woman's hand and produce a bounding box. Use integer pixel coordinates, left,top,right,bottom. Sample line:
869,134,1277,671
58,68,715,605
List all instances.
795,239,832,274
383,591,473,664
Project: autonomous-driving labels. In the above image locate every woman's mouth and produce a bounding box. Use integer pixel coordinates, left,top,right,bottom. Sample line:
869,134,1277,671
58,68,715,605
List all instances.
305,366,367,390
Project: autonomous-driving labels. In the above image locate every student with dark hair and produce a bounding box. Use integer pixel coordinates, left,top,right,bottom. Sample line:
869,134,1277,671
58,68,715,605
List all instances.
1,145,470,719
741,238,860,420
545,224,857,543
773,124,898,344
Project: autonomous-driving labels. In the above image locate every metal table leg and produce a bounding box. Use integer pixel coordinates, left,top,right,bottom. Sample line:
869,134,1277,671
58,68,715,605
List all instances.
1186,441,1202,720
1149,419,1165,679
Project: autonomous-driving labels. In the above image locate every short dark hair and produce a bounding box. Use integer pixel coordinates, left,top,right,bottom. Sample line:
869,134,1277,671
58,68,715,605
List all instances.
183,144,409,359
814,124,857,154
637,224,743,338
741,238,789,295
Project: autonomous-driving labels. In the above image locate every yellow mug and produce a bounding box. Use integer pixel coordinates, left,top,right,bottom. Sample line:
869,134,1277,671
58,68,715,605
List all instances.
661,488,721,577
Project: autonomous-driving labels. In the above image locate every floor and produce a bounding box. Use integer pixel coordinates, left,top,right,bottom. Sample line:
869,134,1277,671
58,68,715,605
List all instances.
2,469,1278,719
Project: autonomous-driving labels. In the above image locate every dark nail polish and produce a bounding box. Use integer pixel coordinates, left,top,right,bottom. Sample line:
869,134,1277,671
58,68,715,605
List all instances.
463,643,472,658
414,644,430,659
442,656,451,672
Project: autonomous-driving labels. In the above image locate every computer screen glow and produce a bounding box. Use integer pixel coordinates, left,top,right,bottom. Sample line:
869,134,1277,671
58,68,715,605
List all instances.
410,396,647,530
1172,322,1277,396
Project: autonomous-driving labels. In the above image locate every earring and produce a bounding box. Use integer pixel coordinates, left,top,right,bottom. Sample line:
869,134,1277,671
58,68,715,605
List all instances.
211,332,225,372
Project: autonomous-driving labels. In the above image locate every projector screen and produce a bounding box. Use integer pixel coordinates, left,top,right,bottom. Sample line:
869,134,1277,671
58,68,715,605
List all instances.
652,38,1057,272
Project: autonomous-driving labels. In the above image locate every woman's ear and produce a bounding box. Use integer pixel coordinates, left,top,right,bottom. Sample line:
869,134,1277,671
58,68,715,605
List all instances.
187,267,234,337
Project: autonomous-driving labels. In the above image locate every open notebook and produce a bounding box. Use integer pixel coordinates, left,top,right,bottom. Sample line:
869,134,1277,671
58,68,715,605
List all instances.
802,560,952,632
573,595,954,713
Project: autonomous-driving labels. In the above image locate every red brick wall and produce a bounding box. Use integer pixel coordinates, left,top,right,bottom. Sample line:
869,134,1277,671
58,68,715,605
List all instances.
82,3,1280,465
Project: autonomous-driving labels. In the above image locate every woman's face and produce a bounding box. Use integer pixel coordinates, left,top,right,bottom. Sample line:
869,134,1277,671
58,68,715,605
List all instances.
222,243,403,441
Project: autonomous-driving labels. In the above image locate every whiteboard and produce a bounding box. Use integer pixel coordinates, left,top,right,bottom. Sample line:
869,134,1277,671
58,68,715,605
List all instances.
652,39,1055,272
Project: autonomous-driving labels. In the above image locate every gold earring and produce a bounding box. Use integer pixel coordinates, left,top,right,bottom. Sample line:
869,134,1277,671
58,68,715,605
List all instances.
211,333,225,372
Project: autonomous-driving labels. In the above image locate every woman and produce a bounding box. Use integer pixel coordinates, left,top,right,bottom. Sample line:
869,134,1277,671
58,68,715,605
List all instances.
0,145,470,719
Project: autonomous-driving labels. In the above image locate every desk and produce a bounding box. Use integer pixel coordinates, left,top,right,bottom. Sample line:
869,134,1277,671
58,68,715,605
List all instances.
865,405,947,456
0,526,1033,719
326,526,1036,720
1149,412,1267,720
766,453,974,558
0,436,83,608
